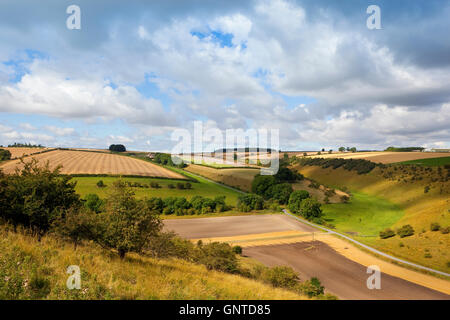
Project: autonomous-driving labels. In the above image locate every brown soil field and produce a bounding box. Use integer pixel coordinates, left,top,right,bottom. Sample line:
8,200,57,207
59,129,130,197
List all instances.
0,150,185,179
163,214,316,238
305,151,450,164
245,242,449,300
185,164,260,191
2,147,54,159
163,214,449,299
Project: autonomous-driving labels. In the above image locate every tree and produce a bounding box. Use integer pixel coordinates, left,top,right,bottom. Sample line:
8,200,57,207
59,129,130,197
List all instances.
299,198,322,220
100,181,162,259
108,144,126,152
350,147,357,153
274,167,303,182
237,193,264,212
84,193,104,213
96,180,106,188
0,159,81,238
52,207,99,250
338,147,345,152
0,149,11,161
251,175,276,198
288,190,310,214
268,183,293,204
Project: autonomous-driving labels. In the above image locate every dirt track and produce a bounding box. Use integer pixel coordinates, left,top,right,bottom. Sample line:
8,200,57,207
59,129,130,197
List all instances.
163,214,449,300
163,214,316,238
245,242,449,300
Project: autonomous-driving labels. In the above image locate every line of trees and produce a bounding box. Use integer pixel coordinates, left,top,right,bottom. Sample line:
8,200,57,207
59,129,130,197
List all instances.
298,157,377,174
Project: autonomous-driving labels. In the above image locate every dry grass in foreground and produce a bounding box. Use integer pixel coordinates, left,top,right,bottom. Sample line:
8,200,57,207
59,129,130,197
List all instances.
0,226,308,300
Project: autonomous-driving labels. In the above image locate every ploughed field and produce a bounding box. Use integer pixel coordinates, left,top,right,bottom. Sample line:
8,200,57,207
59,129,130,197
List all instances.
0,150,185,179
164,214,450,300
305,151,450,164
3,147,54,159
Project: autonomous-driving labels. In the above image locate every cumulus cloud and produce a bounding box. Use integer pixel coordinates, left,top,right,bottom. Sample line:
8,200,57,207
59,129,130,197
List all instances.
0,0,449,149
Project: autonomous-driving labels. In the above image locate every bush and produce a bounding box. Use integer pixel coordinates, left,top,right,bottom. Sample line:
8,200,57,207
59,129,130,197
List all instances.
195,242,238,273
397,225,414,238
98,181,162,259
150,181,160,188
0,149,11,161
84,193,104,213
237,194,264,212
299,198,323,220
251,175,276,198
232,246,243,255
441,227,449,234
288,190,310,214
430,222,441,232
96,180,106,188
52,207,100,249
379,228,395,239
263,266,299,289
167,184,175,189
176,182,185,190
267,183,293,204
299,277,324,297
185,182,192,189
0,159,81,239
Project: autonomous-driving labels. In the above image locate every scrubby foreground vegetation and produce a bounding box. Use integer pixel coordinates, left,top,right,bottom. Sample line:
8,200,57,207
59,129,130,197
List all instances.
0,160,334,300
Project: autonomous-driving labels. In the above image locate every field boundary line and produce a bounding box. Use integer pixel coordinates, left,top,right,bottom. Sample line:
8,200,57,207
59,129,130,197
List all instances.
282,209,450,278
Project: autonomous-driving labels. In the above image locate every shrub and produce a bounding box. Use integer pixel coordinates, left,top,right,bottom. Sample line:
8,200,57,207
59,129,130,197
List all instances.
84,193,104,213
299,277,324,297
424,186,430,193
167,183,175,189
251,175,276,198
0,159,81,239
299,198,323,220
237,194,264,212
263,266,299,289
194,242,238,273
430,222,441,232
185,182,192,189
150,181,160,188
176,182,185,190
397,225,414,238
0,149,11,161
96,180,106,188
288,190,310,214
267,183,293,204
441,227,449,234
98,181,162,259
52,207,100,250
379,228,395,239
232,246,243,255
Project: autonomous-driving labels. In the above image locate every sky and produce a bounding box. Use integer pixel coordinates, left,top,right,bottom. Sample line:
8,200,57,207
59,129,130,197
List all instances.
0,0,449,152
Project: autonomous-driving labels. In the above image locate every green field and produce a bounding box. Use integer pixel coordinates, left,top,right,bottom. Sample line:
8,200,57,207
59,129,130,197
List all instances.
72,175,242,206
396,156,450,167
322,192,405,236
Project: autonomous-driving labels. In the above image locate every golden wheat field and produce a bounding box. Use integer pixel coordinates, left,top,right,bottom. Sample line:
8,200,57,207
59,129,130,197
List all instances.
305,151,450,164
185,164,260,191
3,147,54,159
0,150,186,179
